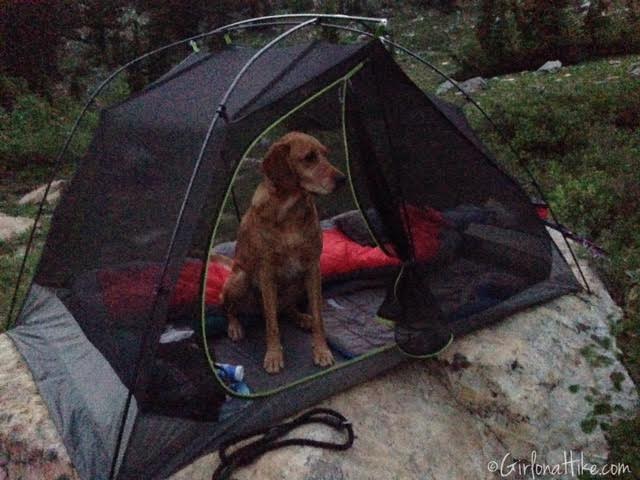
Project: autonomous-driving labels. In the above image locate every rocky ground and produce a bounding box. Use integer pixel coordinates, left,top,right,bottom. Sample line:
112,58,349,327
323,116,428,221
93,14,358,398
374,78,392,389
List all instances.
0,228,637,480
173,231,639,480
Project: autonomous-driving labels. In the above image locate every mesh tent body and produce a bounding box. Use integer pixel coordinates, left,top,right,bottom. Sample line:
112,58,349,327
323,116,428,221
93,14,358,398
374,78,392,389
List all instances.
8,38,579,479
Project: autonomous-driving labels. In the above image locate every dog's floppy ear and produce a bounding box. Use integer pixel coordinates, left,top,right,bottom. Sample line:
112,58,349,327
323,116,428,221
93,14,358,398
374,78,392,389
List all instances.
262,141,297,190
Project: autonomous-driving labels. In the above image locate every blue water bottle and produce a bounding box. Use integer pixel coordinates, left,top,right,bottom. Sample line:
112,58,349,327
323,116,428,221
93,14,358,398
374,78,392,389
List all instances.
215,363,244,383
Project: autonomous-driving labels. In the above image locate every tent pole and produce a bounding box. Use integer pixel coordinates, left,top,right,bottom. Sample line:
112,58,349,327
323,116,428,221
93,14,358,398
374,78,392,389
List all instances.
109,17,320,479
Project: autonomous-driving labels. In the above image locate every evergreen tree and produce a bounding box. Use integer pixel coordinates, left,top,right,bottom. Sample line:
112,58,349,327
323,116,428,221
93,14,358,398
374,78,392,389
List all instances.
0,0,78,93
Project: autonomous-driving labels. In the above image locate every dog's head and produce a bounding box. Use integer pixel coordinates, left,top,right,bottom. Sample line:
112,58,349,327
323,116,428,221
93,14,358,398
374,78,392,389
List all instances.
262,132,346,195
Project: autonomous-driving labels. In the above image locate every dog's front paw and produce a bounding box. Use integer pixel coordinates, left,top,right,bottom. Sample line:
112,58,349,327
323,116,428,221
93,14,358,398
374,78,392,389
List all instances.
263,347,284,374
313,341,335,368
227,320,244,341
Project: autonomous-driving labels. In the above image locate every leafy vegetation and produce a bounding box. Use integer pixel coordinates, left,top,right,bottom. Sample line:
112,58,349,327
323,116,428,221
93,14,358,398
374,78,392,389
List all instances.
455,0,640,78
456,55,640,305
606,413,640,479
0,74,132,189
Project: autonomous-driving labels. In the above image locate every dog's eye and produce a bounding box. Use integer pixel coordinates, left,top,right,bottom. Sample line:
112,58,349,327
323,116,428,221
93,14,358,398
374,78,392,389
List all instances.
303,152,317,164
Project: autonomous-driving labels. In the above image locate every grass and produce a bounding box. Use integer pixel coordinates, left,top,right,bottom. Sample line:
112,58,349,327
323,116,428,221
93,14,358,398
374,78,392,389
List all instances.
606,414,640,478
389,4,473,93
0,199,51,328
0,240,41,326
0,72,131,190
452,55,640,301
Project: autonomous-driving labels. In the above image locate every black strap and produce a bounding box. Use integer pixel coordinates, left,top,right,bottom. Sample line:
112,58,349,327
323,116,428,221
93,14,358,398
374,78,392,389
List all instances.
212,408,355,480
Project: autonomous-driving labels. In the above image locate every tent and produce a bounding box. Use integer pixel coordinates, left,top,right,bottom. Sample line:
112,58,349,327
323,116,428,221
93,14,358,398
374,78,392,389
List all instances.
7,14,582,480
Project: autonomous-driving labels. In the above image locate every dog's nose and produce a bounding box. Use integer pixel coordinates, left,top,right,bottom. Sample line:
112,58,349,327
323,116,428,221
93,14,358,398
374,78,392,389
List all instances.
334,174,347,189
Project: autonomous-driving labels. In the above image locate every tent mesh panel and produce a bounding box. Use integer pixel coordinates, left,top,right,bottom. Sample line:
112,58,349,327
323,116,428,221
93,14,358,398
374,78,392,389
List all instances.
23,39,578,421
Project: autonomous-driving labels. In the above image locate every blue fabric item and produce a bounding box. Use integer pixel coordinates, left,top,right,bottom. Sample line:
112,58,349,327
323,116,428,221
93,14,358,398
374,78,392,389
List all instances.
442,205,491,229
215,363,244,383
212,241,236,258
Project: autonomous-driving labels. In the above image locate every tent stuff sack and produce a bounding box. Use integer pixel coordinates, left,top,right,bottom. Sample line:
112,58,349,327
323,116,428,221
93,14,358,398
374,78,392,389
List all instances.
7,36,580,480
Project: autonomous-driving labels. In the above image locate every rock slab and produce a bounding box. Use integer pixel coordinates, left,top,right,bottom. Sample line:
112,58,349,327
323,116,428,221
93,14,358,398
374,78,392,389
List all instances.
17,180,66,206
0,231,638,480
0,213,32,242
436,76,487,96
538,60,563,73
0,334,79,480
175,230,639,479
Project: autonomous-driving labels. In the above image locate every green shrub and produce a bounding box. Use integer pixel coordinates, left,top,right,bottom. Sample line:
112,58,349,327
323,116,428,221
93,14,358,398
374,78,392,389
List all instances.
0,74,131,184
0,0,78,92
584,0,616,48
456,0,640,78
465,56,640,299
512,0,571,52
475,0,520,70
607,413,640,480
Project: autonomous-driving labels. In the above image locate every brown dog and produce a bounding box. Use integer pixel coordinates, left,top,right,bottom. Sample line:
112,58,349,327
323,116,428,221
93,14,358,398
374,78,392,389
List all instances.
220,132,346,374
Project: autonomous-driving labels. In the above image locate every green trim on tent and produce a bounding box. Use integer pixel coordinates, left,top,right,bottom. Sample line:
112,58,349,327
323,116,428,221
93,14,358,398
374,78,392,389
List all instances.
199,61,410,399
341,78,385,251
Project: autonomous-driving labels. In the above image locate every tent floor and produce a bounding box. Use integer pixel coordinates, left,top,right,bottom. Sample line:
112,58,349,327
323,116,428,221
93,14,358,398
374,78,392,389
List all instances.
209,287,393,395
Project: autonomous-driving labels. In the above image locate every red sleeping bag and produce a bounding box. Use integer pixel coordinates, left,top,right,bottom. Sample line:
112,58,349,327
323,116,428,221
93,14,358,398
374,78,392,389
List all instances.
98,208,445,317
